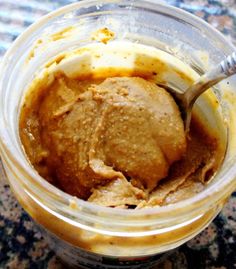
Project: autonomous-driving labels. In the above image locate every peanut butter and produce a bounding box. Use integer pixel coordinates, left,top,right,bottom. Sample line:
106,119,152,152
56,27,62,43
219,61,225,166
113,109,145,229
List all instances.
19,71,223,208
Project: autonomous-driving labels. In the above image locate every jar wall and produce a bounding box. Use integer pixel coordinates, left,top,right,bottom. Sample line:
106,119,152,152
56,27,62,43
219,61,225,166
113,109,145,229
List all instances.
1,1,236,268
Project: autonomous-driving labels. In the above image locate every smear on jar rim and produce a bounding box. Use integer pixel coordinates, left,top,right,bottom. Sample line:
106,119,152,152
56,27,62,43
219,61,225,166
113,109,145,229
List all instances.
91,27,115,44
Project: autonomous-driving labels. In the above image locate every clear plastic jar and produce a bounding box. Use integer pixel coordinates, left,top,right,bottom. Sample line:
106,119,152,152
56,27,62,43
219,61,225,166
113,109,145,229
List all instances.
0,1,236,268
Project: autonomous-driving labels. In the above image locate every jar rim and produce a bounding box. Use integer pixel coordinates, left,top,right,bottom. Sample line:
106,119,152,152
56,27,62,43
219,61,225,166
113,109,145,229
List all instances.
0,0,236,226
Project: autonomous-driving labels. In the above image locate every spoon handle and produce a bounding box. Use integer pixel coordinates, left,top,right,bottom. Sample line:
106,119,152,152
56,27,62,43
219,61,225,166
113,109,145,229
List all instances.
221,52,236,76
182,52,236,133
184,52,236,107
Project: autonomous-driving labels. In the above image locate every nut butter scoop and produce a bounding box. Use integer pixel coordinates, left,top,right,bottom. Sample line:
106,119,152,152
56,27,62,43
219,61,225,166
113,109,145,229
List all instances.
21,76,186,200
92,77,186,190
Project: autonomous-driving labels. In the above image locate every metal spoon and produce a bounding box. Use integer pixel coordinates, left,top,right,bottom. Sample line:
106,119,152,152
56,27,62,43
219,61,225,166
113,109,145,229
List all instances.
158,52,236,133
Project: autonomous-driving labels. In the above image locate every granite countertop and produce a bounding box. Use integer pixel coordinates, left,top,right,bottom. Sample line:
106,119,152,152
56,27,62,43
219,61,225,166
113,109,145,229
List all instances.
0,0,236,268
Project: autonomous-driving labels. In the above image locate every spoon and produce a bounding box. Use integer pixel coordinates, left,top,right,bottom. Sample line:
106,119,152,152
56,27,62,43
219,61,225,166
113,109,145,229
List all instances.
158,52,236,133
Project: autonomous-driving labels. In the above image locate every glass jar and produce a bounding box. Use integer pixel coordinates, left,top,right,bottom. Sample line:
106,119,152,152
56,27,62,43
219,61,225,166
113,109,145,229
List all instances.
0,1,236,268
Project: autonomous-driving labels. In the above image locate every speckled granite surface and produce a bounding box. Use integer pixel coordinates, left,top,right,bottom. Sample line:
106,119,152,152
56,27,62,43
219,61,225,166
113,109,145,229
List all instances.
0,0,236,268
